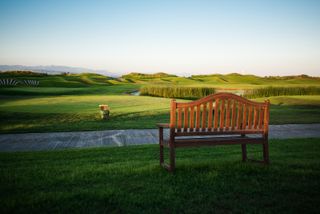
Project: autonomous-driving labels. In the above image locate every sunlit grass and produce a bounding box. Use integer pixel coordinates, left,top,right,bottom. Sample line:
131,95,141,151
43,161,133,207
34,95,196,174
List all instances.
253,95,320,105
0,95,319,133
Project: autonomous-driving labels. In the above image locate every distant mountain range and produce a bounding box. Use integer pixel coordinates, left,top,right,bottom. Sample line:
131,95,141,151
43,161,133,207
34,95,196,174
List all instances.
0,65,119,77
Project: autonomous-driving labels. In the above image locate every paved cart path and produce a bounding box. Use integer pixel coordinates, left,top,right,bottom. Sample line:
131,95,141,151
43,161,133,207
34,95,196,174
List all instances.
0,124,319,152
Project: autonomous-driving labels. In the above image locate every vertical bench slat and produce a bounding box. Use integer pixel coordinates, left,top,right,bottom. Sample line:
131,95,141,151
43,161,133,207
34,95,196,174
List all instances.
177,107,182,132
242,104,247,130
190,106,194,132
248,106,253,129
231,100,236,130
184,106,188,132
208,101,213,131
264,101,270,135
201,103,207,131
170,100,176,130
196,105,201,131
225,99,231,130
259,107,264,129
214,99,219,131
253,106,258,129
219,99,225,131
237,102,242,130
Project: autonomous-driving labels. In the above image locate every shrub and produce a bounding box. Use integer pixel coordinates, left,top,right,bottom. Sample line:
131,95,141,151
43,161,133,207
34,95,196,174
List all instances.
140,86,215,99
243,86,320,98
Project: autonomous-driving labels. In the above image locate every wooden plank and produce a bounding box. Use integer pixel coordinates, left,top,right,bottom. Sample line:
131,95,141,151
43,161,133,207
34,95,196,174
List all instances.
242,104,247,130
253,106,258,129
219,99,225,130
208,101,213,131
237,102,242,130
201,103,207,131
259,107,264,129
190,106,194,132
248,106,252,129
264,101,270,138
175,129,264,136
163,95,271,170
177,107,182,132
214,99,219,131
174,138,264,148
225,99,231,130
170,100,176,128
183,106,188,132
196,104,200,131
231,100,236,130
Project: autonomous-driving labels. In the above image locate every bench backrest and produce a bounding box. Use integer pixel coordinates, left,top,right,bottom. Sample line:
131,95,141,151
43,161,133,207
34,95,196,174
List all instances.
170,93,270,136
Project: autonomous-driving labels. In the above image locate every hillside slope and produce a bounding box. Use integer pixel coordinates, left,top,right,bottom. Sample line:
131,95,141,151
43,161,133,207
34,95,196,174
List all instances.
0,71,121,87
1,71,319,89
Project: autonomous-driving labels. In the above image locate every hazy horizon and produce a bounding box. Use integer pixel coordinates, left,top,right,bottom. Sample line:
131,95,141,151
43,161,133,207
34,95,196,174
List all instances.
1,0,319,76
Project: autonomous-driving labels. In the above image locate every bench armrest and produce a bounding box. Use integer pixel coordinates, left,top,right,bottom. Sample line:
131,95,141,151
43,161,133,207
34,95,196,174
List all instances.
156,123,170,128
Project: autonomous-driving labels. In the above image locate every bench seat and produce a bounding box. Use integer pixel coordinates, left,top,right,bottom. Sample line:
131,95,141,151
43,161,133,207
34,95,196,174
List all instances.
162,135,265,148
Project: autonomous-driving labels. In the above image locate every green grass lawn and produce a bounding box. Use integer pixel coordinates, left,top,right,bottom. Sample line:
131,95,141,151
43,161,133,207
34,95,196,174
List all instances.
1,138,319,213
1,72,320,133
256,95,320,124
0,84,139,96
0,95,319,133
0,95,173,133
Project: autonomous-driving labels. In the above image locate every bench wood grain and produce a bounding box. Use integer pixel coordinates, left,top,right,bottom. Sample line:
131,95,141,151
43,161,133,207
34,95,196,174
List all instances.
157,92,270,172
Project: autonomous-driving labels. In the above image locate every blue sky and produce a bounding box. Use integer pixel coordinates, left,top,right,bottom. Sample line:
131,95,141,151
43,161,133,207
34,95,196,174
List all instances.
0,0,319,76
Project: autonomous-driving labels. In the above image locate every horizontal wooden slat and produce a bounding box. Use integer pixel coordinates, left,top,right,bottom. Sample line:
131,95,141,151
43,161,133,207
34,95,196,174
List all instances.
174,129,264,136
174,138,265,148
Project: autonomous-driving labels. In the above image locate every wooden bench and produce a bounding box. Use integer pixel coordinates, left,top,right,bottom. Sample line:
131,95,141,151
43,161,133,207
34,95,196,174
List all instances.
157,92,270,172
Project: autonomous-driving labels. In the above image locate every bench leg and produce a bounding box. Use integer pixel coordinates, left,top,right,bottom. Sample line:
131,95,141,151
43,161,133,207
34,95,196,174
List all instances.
241,144,247,162
159,127,164,165
263,141,269,164
169,145,175,172
160,144,164,165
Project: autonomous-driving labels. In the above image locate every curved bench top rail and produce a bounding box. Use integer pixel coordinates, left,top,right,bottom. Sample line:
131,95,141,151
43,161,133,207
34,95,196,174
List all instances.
175,92,269,108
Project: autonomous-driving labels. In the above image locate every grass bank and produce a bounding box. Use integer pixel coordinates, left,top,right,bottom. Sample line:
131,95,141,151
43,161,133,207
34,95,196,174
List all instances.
1,138,319,213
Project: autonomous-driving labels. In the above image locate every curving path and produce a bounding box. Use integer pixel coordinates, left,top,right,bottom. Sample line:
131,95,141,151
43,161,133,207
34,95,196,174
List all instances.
0,124,319,152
